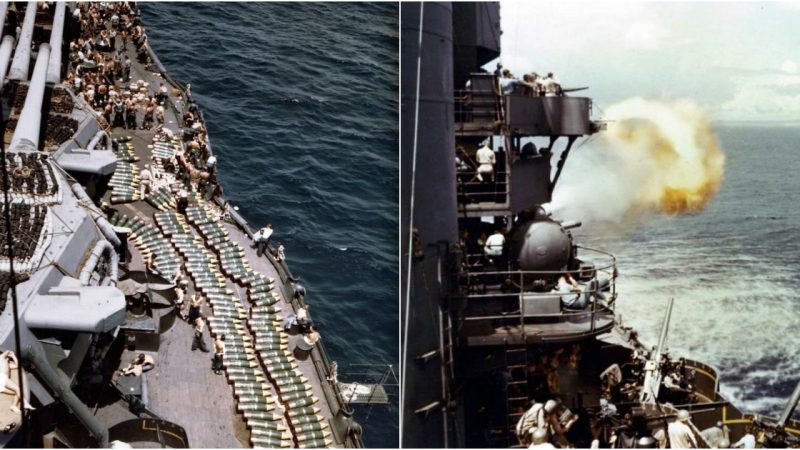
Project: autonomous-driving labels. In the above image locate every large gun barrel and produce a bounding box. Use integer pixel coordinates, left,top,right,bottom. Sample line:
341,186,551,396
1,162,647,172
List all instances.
8,1,37,81
777,380,800,428
657,296,674,352
11,43,50,151
0,35,13,86
639,297,675,404
0,2,8,38
46,2,66,84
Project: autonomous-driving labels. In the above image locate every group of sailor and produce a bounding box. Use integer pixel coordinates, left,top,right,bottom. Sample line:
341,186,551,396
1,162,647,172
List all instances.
516,399,578,449
62,3,171,138
66,2,169,133
515,399,759,449
494,63,563,97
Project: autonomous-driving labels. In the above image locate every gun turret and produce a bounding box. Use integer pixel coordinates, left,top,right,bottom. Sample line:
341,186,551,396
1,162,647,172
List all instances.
639,297,674,404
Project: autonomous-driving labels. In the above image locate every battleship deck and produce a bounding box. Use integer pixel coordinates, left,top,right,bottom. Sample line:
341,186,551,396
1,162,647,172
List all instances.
85,26,348,447
0,3,355,447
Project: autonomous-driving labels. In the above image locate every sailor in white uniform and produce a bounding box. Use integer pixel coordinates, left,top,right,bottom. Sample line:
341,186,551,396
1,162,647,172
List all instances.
475,143,496,182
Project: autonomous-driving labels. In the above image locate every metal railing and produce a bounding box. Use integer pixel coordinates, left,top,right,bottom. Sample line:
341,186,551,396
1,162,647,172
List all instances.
456,246,617,336
456,169,508,205
454,73,505,128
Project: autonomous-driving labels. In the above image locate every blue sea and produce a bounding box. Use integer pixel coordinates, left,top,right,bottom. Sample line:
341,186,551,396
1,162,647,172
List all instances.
142,3,398,447
569,125,800,421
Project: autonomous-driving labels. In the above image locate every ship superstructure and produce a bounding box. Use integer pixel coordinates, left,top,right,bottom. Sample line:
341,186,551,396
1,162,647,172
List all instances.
401,2,800,448
0,2,364,447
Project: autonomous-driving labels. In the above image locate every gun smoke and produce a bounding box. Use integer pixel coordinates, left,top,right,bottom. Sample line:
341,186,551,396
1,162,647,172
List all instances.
552,98,725,224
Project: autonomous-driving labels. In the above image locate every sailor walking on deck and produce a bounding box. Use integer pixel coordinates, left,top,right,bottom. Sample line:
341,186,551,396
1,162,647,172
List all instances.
191,317,210,353
186,293,202,324
174,277,188,320
212,335,225,374
253,224,273,257
139,164,152,199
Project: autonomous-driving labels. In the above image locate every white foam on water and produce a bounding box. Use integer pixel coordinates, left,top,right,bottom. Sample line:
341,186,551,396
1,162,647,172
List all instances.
610,244,800,417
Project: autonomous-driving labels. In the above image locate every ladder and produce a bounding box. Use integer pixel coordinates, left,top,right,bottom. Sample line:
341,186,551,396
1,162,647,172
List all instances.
505,345,531,446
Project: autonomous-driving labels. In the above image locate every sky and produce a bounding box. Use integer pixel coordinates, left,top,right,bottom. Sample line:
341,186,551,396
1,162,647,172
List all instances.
496,2,800,122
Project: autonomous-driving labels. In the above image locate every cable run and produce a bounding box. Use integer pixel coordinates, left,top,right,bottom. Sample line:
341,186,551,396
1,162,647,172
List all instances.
400,2,424,440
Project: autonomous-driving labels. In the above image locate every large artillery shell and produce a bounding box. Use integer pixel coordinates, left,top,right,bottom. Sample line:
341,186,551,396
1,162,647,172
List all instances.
242,410,283,421
250,436,292,448
297,438,334,448
237,402,275,412
273,377,310,388
296,429,332,442
277,383,312,394
256,350,293,359
227,373,265,383
249,421,287,432
265,362,298,373
226,359,259,368
287,406,321,418
250,426,289,437
236,395,274,405
280,390,314,403
289,414,325,426
284,396,319,409
293,421,330,433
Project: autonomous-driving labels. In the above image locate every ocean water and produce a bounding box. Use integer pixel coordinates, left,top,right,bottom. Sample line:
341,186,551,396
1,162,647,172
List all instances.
141,3,399,447
569,125,800,420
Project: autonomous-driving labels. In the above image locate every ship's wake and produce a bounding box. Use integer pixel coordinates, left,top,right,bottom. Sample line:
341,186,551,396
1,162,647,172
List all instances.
552,97,725,224
611,243,800,420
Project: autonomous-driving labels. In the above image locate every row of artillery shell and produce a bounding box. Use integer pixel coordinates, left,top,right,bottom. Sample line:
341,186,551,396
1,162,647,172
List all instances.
184,205,216,225
154,211,194,236
210,302,289,446
245,319,328,440
184,202,332,446
108,162,140,203
145,186,177,211
113,142,139,162
110,214,181,279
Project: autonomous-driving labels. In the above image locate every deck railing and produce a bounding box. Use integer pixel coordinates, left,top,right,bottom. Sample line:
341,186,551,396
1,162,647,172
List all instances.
456,245,617,338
